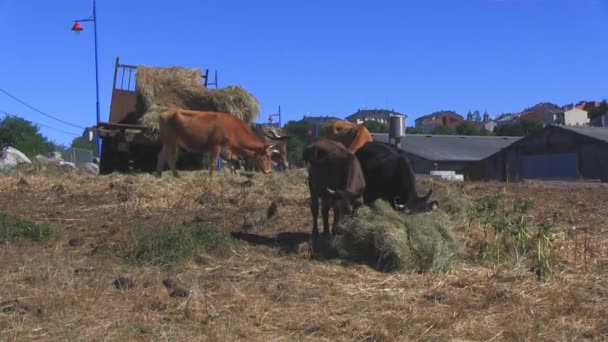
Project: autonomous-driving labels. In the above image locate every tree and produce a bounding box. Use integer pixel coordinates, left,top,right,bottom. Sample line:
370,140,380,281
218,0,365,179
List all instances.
0,116,53,157
585,99,608,119
472,110,481,122
406,127,423,134
71,136,96,153
430,125,456,135
361,120,388,133
520,120,543,135
455,122,479,135
495,120,543,136
283,119,316,164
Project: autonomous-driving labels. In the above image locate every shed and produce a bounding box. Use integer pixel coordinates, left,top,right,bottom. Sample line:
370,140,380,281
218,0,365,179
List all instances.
474,125,608,182
372,133,521,178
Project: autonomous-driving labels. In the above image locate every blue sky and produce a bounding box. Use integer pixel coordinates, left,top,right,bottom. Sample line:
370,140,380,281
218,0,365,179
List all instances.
1,0,607,145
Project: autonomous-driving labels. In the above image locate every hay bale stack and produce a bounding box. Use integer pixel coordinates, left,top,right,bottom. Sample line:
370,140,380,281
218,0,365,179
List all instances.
134,66,260,131
332,201,459,272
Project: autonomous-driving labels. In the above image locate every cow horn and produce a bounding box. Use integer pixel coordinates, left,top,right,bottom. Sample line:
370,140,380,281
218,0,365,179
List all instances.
263,128,281,140
396,204,406,210
326,188,336,195
269,128,281,138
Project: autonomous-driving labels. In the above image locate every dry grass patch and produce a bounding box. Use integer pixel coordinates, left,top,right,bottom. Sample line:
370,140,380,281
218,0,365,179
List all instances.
0,170,607,340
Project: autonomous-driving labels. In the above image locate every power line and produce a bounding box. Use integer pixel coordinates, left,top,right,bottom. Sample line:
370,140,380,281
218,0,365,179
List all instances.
0,111,81,137
0,88,86,129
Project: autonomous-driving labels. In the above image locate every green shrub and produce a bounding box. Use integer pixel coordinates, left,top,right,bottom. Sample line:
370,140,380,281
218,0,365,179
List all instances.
0,212,56,242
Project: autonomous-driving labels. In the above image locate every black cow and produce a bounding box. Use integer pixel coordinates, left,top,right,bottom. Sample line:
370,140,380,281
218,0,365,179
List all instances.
303,139,366,236
354,141,438,212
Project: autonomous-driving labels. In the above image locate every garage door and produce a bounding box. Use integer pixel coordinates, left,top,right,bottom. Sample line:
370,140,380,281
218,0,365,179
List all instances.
521,152,579,179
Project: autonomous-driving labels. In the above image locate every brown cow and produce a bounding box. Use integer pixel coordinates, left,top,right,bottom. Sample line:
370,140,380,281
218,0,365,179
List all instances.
155,108,275,178
323,120,374,153
302,138,366,236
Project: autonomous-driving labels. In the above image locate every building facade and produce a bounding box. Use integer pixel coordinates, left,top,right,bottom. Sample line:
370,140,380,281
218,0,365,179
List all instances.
414,111,464,133
472,125,608,182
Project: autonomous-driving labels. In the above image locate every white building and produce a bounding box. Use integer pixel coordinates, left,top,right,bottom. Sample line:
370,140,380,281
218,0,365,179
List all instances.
543,107,589,127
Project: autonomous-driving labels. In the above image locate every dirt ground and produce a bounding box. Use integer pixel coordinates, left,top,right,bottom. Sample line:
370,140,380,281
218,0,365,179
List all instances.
0,169,607,341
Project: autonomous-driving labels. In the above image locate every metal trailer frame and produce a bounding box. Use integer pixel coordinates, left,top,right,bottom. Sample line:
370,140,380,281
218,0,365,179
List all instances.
96,57,217,174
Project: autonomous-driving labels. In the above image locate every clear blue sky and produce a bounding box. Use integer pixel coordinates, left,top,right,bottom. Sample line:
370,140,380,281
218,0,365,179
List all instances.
1,0,607,145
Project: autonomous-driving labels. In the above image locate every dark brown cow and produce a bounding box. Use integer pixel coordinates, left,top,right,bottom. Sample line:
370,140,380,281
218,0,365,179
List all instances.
156,108,275,178
302,139,366,236
354,141,437,212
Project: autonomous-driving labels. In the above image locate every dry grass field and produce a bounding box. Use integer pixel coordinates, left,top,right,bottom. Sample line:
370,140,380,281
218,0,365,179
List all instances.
1,168,607,341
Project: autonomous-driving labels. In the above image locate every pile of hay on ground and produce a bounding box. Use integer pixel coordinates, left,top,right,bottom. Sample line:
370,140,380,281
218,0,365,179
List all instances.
331,201,460,273
134,66,260,131
418,177,470,221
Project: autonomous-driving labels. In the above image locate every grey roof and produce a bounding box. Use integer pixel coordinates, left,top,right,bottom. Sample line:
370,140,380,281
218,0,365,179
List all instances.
371,133,521,162
346,109,407,120
556,125,608,143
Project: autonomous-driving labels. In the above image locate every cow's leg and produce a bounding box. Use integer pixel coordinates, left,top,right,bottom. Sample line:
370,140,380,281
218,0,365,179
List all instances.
158,144,179,178
155,147,166,178
321,198,331,235
332,206,341,235
168,146,179,178
310,194,319,236
209,145,221,177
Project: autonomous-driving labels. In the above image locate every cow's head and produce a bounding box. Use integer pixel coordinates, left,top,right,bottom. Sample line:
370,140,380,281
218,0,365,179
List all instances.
395,189,439,213
263,129,290,169
251,144,276,174
326,188,364,216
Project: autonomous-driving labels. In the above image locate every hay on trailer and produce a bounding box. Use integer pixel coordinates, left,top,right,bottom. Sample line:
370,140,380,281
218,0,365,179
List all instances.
135,66,260,131
332,201,459,273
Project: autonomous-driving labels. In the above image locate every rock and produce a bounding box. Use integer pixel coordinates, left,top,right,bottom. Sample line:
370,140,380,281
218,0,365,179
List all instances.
60,161,77,173
170,287,190,298
162,278,177,290
68,237,84,247
113,277,135,290
74,267,95,275
49,151,62,159
0,147,32,170
51,184,65,194
266,201,278,219
34,154,63,167
80,162,99,175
